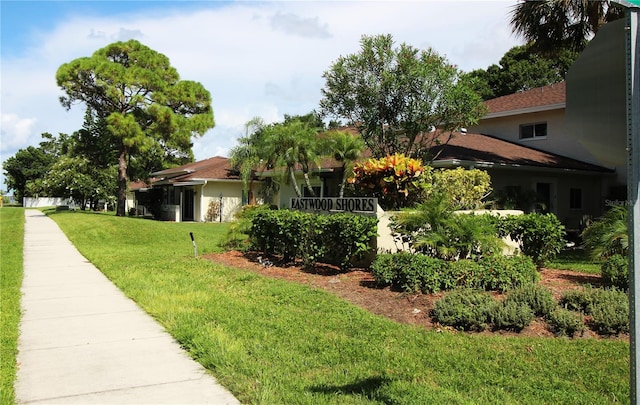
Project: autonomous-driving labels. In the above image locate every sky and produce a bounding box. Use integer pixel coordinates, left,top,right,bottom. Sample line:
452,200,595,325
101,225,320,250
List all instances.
0,0,524,191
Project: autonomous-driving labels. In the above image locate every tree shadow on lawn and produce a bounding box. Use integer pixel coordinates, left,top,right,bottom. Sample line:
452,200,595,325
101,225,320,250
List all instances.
308,376,396,403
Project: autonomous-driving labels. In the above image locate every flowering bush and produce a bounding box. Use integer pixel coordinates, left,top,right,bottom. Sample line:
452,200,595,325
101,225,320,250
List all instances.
349,153,432,209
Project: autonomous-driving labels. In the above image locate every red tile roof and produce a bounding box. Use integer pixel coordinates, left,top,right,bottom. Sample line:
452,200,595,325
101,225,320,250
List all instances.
485,82,566,115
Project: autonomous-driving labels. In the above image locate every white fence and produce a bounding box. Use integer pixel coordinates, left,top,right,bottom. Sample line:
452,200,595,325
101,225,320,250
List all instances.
23,197,74,208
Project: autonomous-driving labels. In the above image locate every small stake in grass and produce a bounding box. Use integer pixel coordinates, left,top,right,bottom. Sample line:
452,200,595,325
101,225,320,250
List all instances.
189,232,198,258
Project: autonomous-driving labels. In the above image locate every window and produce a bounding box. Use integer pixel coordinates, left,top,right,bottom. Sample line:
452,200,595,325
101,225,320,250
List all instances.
520,122,547,139
302,186,322,197
569,188,582,210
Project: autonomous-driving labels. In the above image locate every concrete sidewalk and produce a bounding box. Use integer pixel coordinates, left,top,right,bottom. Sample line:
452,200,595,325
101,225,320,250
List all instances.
15,210,240,404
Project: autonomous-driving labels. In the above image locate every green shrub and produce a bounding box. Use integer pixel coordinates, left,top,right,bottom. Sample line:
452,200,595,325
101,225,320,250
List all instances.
369,252,450,293
559,288,629,336
547,308,585,337
370,254,396,287
432,289,498,331
443,259,485,290
250,209,377,268
559,288,593,313
391,194,504,261
476,254,539,292
490,300,534,332
500,213,566,268
503,284,557,317
589,289,629,336
222,204,274,251
580,205,628,260
600,254,628,291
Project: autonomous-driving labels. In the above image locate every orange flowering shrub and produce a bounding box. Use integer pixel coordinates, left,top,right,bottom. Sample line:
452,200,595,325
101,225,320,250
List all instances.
349,153,432,209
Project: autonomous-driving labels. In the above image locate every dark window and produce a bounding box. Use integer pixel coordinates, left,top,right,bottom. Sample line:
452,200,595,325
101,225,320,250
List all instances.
569,188,582,210
520,122,547,139
303,186,322,197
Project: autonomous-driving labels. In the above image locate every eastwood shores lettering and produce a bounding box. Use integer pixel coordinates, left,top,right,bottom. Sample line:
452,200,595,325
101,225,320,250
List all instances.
290,197,377,214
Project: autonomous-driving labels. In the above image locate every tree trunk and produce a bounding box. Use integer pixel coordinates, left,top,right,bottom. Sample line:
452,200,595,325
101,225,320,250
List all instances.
339,165,347,198
302,171,316,197
116,145,128,216
289,167,302,197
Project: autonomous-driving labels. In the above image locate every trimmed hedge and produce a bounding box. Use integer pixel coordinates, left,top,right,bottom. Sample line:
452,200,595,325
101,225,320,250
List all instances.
250,210,378,269
371,253,538,294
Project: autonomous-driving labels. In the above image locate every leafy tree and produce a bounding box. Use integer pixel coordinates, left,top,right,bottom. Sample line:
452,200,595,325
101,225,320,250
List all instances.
509,0,625,54
463,44,579,100
2,133,66,202
56,39,214,216
43,156,116,209
319,34,486,160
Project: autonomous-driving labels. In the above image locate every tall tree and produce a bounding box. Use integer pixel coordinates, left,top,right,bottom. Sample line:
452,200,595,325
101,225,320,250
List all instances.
56,39,214,216
509,0,625,54
464,44,579,100
319,34,485,160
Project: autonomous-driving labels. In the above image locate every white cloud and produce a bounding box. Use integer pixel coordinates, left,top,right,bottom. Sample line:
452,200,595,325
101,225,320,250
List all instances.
1,114,37,153
1,1,522,167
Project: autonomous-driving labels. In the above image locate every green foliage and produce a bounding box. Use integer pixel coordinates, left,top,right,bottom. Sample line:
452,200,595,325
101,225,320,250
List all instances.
259,118,323,198
0,208,24,404
589,289,629,336
490,300,534,332
600,254,628,291
432,289,497,331
250,210,377,269
371,253,537,294
222,204,274,251
444,259,485,290
320,33,486,159
547,308,585,337
2,133,67,202
350,154,432,210
370,252,450,293
56,39,214,215
581,205,628,261
499,213,566,268
476,254,539,292
559,287,629,336
321,130,366,198
503,284,557,318
463,44,578,100
431,167,492,210
391,193,504,260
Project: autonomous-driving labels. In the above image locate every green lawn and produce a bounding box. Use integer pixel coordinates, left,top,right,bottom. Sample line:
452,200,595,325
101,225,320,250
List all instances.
0,207,24,405
43,210,629,404
547,248,601,274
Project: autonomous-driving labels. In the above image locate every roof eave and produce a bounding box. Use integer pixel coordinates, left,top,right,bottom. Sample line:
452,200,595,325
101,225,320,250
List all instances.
483,103,566,119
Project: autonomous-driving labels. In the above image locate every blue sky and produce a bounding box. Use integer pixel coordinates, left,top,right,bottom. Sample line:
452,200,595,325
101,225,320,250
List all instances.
1,0,523,192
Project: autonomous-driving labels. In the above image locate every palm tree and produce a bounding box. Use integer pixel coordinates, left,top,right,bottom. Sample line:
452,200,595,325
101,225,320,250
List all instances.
262,120,321,198
509,0,625,54
581,205,628,260
325,131,366,197
229,117,265,196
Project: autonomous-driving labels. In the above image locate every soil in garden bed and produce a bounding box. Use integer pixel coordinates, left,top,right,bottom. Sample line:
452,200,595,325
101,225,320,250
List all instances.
203,250,626,340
